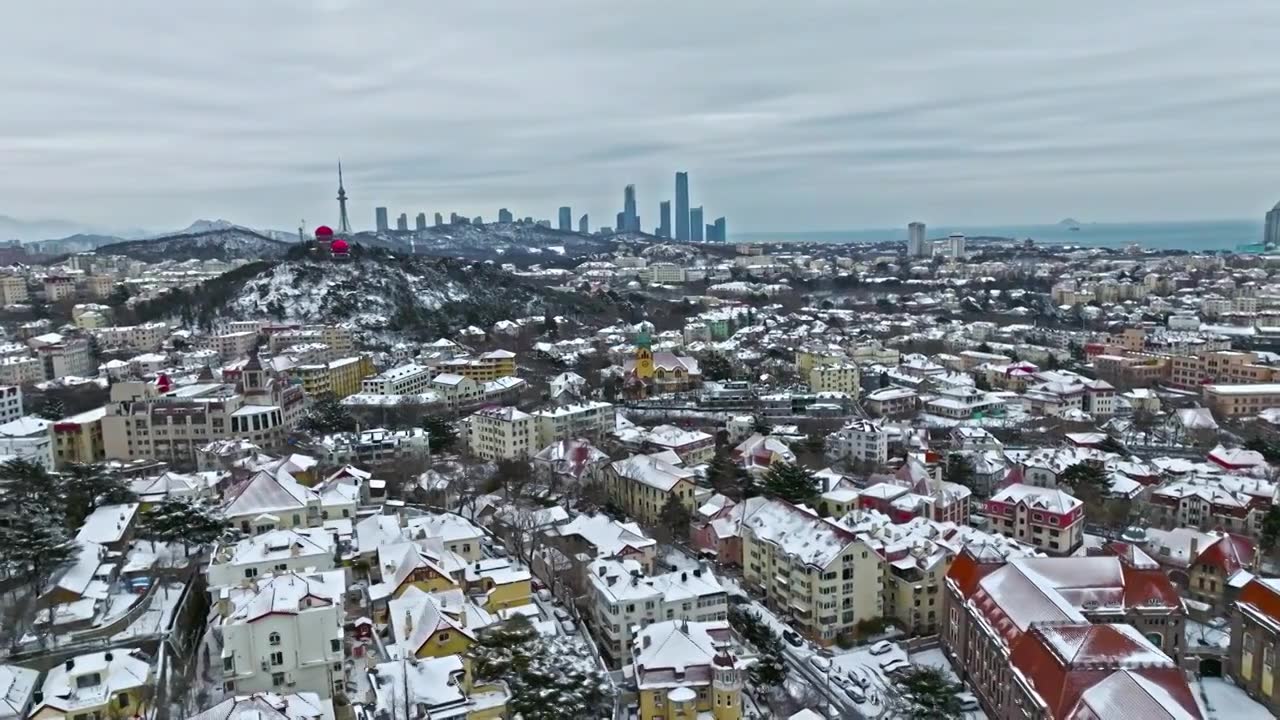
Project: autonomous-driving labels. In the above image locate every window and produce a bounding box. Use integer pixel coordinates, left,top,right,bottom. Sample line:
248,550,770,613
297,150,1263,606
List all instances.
272,672,285,687
269,632,281,646
331,639,341,652
75,673,101,689
270,651,284,666
223,656,234,672
118,693,130,708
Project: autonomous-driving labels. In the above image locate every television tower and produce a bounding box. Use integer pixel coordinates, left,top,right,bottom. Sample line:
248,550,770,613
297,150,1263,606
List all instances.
336,160,352,235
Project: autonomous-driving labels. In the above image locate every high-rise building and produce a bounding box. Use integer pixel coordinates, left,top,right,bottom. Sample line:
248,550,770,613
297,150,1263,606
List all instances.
908,221,927,257
450,212,462,224
1266,202,1280,250
415,213,427,231
675,172,690,241
948,233,966,259
616,211,625,233
559,206,572,232
434,212,444,227
578,214,589,234
396,213,408,232
622,185,639,232
658,201,671,238
498,208,514,224
375,207,389,233
473,216,483,225
712,217,726,243
690,206,704,242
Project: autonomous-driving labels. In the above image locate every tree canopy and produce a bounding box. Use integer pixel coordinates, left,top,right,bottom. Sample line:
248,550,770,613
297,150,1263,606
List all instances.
890,666,964,719
761,462,818,504
300,395,357,435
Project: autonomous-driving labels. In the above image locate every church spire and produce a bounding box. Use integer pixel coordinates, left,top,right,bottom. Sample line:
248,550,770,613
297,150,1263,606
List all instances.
336,160,352,235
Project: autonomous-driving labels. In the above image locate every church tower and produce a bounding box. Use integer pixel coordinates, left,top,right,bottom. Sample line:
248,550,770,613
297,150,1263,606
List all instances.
634,331,654,380
711,645,743,720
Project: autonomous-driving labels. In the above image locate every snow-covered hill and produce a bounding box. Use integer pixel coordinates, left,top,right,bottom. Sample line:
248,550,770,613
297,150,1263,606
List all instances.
360,221,651,260
94,227,292,263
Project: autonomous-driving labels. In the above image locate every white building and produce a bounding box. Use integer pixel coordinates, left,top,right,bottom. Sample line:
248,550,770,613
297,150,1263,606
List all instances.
207,528,337,592
189,692,335,720
217,569,346,698
587,558,728,663
0,386,21,425
0,356,42,385
947,233,966,259
828,419,888,465
313,427,430,466
466,406,535,461
362,363,433,396
0,416,51,469
531,401,616,446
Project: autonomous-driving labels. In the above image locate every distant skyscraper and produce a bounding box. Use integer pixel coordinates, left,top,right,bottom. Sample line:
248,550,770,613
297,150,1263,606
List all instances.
415,213,426,231
558,206,572,232
473,215,483,225
675,172,690,241
336,161,352,235
622,185,639,232
712,216,726,243
498,208,514,224
690,206,704,242
578,214,589,234
616,211,625,233
396,213,408,232
908,222,927,257
434,212,444,227
658,201,671,238
375,206,389,233
450,212,462,224
948,233,966,259
1267,202,1280,249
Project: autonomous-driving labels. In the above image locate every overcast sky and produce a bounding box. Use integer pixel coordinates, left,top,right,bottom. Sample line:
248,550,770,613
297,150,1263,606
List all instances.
3,0,1280,235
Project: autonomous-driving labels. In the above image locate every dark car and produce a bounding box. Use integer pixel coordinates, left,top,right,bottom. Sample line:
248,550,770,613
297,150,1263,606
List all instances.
782,630,803,647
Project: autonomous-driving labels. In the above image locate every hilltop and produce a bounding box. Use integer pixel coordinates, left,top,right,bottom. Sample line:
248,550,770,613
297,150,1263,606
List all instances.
92,226,293,263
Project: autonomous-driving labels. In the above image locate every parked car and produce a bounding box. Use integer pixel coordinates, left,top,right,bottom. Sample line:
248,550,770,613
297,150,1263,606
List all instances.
782,630,803,647
809,655,832,672
560,619,577,635
552,607,572,623
869,640,895,656
958,692,979,711
536,588,552,602
843,683,866,704
880,658,910,675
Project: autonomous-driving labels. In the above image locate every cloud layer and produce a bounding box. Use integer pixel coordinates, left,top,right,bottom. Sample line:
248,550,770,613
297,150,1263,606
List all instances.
3,1,1279,233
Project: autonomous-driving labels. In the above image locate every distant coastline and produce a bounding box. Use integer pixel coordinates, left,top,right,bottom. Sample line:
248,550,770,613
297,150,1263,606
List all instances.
736,219,1263,252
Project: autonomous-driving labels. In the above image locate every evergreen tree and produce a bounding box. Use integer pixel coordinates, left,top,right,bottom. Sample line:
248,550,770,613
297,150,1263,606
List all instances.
300,395,357,434
0,497,75,592
35,397,65,421
542,314,559,339
62,463,134,528
761,462,818,504
657,494,691,543
1095,435,1126,455
1261,506,1280,556
699,352,734,381
141,498,229,555
889,666,964,719
421,415,458,454
944,453,974,490
728,606,787,689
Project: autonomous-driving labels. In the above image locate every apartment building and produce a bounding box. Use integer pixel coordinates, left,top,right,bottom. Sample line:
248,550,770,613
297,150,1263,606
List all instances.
0,275,28,306
827,419,888,465
1091,353,1169,386
807,362,861,397
29,648,152,720
864,386,919,417
1170,350,1277,389
607,453,699,526
0,416,53,468
207,527,337,591
983,483,1084,555
1145,477,1272,538
211,331,259,362
43,275,77,302
1230,577,1280,714
466,405,535,461
0,385,21,425
265,325,355,358
217,569,346,697
631,621,745,720
363,363,433,395
739,497,881,646
531,401,616,446
587,558,727,665
53,407,107,467
618,424,716,466
291,355,374,399
431,349,517,383
38,336,93,379
1203,383,1280,418
94,322,169,352
314,427,430,466
943,550,1190,719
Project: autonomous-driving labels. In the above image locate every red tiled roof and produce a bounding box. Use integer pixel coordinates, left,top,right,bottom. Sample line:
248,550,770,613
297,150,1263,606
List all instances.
945,545,1007,600
1196,533,1256,576
1237,578,1280,626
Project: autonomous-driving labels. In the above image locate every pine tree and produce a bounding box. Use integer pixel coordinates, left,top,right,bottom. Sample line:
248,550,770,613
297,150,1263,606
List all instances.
889,666,964,719
657,494,691,543
699,352,733,381
35,397,65,421
62,463,134,528
762,462,818,504
422,415,458,453
300,395,357,435
141,498,229,555
0,462,76,592
944,453,974,490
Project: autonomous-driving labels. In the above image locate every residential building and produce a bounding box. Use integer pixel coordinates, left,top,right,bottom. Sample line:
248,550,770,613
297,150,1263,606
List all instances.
675,172,690,242
864,386,919,417
53,407,107,467
631,620,744,720
0,275,28,306
290,355,374,399
1203,383,1280,418
807,363,860,397
622,333,702,398
189,692,335,720
29,648,151,720
620,424,715,466
983,483,1084,555
211,330,259,361
942,550,1190,719
607,453,699,526
362,363,433,395
1135,528,1256,614
313,427,430,466
0,386,20,425
43,275,77,302
1231,577,1280,713
207,527,337,591
94,322,169,353
430,350,517,383
587,558,728,665
907,221,927,257
0,416,53,468
466,406,535,461
37,336,92,379
0,664,36,720
531,401,616,447
739,497,882,646
827,419,887,465
368,653,508,720
0,356,40,385
216,569,346,697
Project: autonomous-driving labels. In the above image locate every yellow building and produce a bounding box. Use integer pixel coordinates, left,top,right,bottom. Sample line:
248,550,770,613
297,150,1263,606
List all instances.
607,453,699,525
464,558,532,612
52,406,107,468
633,620,743,720
30,648,151,720
293,354,375,399
808,362,860,397
794,348,847,377
389,587,476,659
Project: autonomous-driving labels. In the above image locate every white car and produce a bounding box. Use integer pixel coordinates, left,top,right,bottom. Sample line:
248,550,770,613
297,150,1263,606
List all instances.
958,692,979,711
869,640,895,656
880,658,910,675
808,655,832,672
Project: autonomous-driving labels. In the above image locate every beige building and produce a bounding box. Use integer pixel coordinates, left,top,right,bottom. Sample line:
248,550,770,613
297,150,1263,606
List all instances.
1169,349,1276,389
0,275,28,306
37,336,93,379
983,484,1085,555
606,453,699,526
84,275,116,299
430,349,517,383
43,275,77,302
739,497,882,647
0,356,43,385
466,405,535,461
210,331,259,361
95,322,169,353
53,407,107,467
363,363,433,395
1203,383,1280,418
807,363,860,397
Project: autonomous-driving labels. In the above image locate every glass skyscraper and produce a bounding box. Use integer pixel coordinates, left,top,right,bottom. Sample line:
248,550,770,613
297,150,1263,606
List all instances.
675,172,690,241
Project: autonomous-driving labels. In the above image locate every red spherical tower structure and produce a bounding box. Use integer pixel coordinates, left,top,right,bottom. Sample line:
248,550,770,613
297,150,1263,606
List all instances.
314,224,334,254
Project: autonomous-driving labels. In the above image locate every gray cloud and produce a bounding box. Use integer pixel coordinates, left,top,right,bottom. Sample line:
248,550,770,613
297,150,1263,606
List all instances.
1,0,1279,235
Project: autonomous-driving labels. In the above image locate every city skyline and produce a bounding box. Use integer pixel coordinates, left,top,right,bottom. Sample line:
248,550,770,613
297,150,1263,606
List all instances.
4,3,1280,235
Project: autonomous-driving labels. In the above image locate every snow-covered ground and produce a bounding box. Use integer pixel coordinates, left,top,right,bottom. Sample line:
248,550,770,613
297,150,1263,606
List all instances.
1194,677,1273,719
112,581,186,641
1185,619,1231,650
